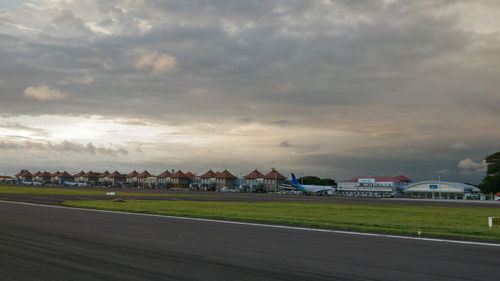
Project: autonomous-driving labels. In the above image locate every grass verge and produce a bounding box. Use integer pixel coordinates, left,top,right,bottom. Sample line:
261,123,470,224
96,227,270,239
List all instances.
0,185,190,197
62,199,500,242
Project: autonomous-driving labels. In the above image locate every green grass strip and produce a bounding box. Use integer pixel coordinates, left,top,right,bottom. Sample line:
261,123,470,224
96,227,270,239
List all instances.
63,199,500,242
0,185,190,197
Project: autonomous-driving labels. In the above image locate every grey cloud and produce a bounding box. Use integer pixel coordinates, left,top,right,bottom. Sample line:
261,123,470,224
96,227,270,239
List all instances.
0,140,129,156
1,0,500,183
0,122,49,136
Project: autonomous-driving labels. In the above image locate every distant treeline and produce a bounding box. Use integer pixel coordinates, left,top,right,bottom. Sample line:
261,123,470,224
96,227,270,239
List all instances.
298,176,336,186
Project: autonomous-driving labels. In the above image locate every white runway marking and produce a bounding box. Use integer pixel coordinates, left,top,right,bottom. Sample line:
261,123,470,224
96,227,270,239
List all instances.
1,199,499,248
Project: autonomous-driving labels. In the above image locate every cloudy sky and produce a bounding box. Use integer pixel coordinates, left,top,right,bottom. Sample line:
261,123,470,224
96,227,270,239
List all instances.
1,0,499,183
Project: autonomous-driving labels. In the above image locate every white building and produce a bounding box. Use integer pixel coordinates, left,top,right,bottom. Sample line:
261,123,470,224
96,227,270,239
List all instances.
337,175,411,197
404,181,481,199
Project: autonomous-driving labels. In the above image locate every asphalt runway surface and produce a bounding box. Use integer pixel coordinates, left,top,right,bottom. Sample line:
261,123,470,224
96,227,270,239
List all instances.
1,200,499,281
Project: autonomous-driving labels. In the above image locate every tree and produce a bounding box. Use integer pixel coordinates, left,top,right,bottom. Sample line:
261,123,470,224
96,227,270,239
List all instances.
299,176,337,187
479,151,500,194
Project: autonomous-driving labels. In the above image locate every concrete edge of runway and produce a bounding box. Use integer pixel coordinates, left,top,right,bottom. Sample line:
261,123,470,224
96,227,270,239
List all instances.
2,199,499,248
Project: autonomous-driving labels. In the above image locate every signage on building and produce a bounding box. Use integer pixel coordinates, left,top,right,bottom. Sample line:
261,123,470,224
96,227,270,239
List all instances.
358,178,375,184
429,184,438,189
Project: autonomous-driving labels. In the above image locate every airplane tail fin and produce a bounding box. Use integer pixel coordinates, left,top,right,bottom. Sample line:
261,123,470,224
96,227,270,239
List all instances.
291,173,300,186
18,178,23,184
61,178,66,184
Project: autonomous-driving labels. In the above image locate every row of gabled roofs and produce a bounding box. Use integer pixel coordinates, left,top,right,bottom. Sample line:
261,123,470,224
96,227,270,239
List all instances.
15,168,287,180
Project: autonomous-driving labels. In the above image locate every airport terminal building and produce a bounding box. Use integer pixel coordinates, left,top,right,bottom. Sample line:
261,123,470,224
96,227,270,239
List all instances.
403,181,481,199
337,176,411,197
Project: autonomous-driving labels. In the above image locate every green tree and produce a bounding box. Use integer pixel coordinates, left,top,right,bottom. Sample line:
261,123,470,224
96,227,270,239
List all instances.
479,151,500,194
299,176,337,186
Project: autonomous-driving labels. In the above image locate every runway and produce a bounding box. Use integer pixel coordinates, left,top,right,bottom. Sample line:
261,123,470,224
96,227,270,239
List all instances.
1,201,499,281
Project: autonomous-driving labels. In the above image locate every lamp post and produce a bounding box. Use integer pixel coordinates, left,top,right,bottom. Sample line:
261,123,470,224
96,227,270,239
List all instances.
438,175,441,199
275,169,278,194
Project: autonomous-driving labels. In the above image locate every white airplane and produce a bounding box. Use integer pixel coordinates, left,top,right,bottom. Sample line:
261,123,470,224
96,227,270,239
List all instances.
291,173,335,196
61,178,87,187
18,179,42,186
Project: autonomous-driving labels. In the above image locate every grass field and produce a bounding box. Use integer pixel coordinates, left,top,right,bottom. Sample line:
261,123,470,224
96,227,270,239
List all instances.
63,199,500,242
0,185,189,197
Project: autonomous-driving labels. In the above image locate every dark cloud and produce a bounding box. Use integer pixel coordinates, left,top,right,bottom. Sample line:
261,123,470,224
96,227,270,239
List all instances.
0,140,129,156
0,0,499,183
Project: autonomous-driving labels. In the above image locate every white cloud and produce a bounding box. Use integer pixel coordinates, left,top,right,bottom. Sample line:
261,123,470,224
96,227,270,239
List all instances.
458,158,487,172
23,85,68,101
135,51,177,73
56,74,93,85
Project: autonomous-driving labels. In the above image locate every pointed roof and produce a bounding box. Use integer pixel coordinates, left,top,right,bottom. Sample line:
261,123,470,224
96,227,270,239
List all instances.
60,171,73,178
109,170,125,177
244,169,264,179
33,171,42,177
84,171,100,177
216,169,237,179
99,170,111,178
200,170,217,179
40,171,52,177
395,175,411,182
263,169,286,179
158,170,172,178
185,171,196,179
138,170,153,177
127,170,140,177
73,171,85,177
171,170,188,178
16,170,32,177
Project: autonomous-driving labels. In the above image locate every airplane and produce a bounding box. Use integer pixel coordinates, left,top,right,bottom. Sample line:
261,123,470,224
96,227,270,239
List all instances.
61,178,87,187
18,178,42,186
291,173,335,196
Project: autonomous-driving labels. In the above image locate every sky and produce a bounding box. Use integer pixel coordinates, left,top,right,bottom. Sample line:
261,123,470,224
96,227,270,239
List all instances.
0,0,499,183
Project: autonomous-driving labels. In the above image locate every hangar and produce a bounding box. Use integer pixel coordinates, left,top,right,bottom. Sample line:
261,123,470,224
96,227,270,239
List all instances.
404,181,481,199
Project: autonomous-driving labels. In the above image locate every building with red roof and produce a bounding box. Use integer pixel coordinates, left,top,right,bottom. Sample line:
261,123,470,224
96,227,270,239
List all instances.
126,170,140,183
15,170,33,181
185,171,196,179
337,175,412,197
262,169,287,191
0,175,15,183
98,171,111,184
157,170,173,187
82,171,100,183
197,170,217,191
32,171,42,183
48,171,74,183
244,169,264,185
73,171,86,182
30,171,52,183
137,170,157,188
215,169,237,188
170,170,189,188
109,171,126,185
494,192,500,201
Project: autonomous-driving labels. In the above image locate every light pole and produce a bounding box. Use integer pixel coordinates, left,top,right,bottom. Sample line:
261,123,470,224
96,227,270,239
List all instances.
438,175,441,199
275,169,278,194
